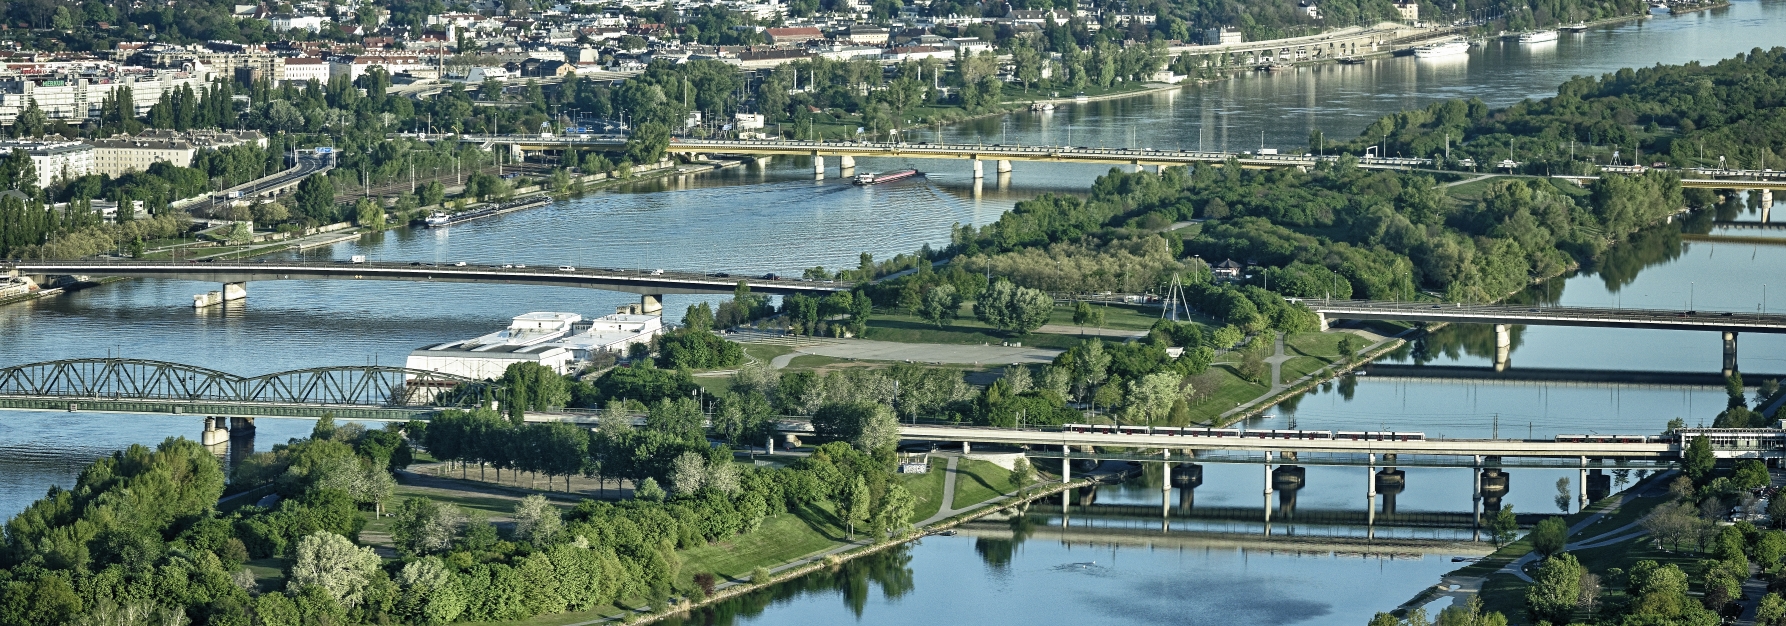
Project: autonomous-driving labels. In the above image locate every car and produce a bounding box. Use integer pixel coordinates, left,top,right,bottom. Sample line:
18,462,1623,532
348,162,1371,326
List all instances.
1431,304,1443,309
649,269,664,275
709,272,731,278
502,264,514,268
515,264,526,268
558,265,576,271
762,273,780,280
409,262,423,266
1529,308,1540,312
453,261,467,266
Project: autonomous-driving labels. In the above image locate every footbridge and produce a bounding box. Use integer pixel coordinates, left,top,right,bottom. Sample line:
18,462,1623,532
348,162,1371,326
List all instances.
3,259,846,311
1313,300,1786,375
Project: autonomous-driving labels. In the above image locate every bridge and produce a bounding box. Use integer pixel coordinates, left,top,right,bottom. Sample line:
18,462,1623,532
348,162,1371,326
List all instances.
429,134,1786,190
1313,300,1786,375
3,259,846,311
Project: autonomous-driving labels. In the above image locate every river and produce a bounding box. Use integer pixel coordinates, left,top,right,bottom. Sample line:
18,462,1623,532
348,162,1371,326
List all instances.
4,3,1786,622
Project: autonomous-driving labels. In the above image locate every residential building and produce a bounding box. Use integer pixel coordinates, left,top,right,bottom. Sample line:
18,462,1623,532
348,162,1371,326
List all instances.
0,140,94,187
279,57,330,84
270,15,331,32
1203,27,1243,45
846,25,890,45
329,55,428,83
1395,0,1419,21
87,130,265,177
0,63,213,125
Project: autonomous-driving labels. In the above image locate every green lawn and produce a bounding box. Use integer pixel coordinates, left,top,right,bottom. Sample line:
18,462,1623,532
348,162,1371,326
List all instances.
902,457,948,523
244,557,286,593
950,459,1016,510
679,501,850,584
1182,364,1272,425
1046,302,1173,331
1279,331,1351,384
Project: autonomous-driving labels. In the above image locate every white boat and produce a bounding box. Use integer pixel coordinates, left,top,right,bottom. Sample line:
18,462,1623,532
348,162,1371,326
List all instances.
1518,30,1559,43
424,212,451,227
1413,39,1471,58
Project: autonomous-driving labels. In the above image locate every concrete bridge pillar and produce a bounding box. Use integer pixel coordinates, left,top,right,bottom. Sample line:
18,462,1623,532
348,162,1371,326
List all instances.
812,154,825,177
765,435,774,455
1724,331,1739,377
1578,457,1588,511
223,282,247,302
1493,324,1511,372
1130,159,1142,173
996,159,1012,174
1316,312,1329,332
754,156,773,167
229,416,256,435
201,416,230,446
1762,189,1774,222
640,294,664,315
839,155,855,172
1366,454,1376,537
971,158,984,179
1162,458,1173,519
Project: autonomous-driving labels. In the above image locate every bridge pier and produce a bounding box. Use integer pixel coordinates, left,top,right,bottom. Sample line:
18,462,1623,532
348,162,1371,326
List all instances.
997,159,1012,174
1262,451,1274,525
971,158,984,179
201,416,230,446
1366,454,1376,534
1493,324,1511,372
1316,312,1329,332
812,154,824,178
641,294,664,315
1578,457,1588,511
839,155,855,172
1763,189,1774,222
1724,331,1739,377
194,282,248,308
1061,444,1072,523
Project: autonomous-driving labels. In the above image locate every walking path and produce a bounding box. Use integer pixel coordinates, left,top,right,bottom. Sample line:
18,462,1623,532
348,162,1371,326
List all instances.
1217,326,1408,421
1443,173,1500,188
1499,471,1676,583
762,338,1063,369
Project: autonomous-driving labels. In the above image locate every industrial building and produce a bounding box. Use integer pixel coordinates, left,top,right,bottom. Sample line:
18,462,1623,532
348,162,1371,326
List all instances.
405,311,663,379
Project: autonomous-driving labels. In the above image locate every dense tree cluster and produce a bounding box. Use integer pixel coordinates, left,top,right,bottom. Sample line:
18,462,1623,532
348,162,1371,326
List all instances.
1334,47,1786,174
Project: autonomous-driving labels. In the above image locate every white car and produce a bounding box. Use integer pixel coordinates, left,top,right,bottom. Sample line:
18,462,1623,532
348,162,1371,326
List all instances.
453,261,467,266
558,265,576,271
650,269,664,275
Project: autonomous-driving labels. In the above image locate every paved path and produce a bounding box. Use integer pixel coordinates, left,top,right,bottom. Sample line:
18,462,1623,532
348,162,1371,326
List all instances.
1217,326,1409,421
918,456,966,526
766,338,1064,369
1035,324,1148,339
1499,471,1676,583
1443,173,1500,188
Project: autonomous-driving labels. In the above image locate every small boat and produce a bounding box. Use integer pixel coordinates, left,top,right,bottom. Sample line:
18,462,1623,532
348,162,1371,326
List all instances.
1337,56,1366,65
1413,39,1470,58
853,169,921,185
424,211,451,227
1030,102,1055,111
1073,92,1089,102
1563,21,1588,31
1518,29,1559,43
1266,63,1293,72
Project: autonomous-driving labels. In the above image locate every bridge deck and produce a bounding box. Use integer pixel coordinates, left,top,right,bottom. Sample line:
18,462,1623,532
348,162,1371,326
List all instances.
1314,300,1786,333
5,260,844,296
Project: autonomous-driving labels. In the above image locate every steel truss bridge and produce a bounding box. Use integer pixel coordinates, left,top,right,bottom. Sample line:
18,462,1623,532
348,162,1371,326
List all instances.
0,358,483,421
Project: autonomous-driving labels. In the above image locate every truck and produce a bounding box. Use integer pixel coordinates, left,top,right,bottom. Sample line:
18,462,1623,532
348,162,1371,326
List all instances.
351,255,366,264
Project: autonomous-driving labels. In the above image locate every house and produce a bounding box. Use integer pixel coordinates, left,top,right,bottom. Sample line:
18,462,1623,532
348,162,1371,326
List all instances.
1213,259,1244,279
278,57,330,84
1394,0,1419,21
845,25,890,45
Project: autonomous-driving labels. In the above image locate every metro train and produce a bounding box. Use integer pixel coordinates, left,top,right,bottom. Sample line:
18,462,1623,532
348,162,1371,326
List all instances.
1061,424,1426,442
1552,434,1661,444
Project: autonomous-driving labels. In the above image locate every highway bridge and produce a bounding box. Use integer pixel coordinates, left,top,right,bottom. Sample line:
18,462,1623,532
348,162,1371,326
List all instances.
432,134,1786,188
1313,300,1786,374
3,259,846,311
212,153,334,202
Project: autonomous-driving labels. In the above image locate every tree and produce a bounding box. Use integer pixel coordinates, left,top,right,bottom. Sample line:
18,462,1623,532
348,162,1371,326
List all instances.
812,401,899,453
1120,372,1190,425
1010,458,1034,495
354,198,386,230
396,556,468,624
1683,435,1715,484
625,122,671,164
290,531,381,609
668,451,707,497
1072,301,1104,334
1530,516,1568,558
844,474,870,539
917,284,959,327
1524,553,1583,624
974,279,1053,335
634,477,665,501
511,495,562,544
294,173,336,222
1489,504,1519,546
1758,593,1786,626
1759,530,1786,570
391,497,467,555
1735,459,1770,490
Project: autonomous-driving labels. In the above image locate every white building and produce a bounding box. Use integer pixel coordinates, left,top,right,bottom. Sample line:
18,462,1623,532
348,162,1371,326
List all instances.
0,63,213,126
405,311,663,379
329,55,429,83
271,15,331,32
0,140,94,187
87,130,266,177
279,57,331,84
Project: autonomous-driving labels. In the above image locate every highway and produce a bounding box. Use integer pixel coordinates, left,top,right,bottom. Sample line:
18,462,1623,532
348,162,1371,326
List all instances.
210,154,335,201
3,259,847,297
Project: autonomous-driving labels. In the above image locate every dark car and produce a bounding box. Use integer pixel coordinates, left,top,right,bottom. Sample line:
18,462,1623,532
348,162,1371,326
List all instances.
763,273,780,280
